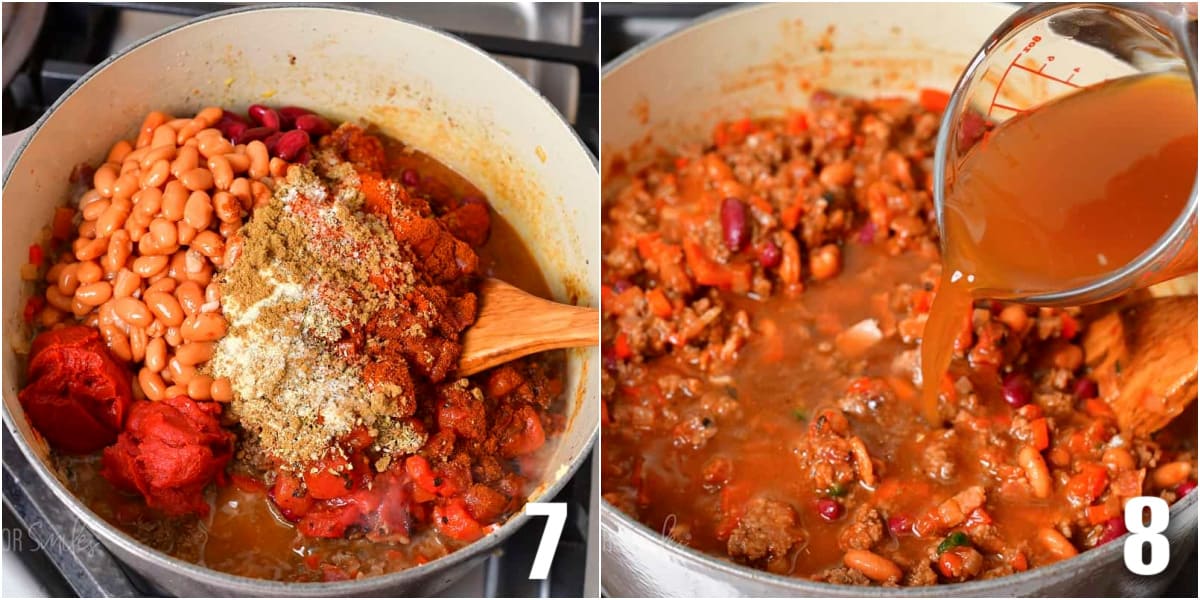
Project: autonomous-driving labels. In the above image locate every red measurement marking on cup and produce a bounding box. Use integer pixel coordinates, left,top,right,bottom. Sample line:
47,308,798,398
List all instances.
987,35,1083,117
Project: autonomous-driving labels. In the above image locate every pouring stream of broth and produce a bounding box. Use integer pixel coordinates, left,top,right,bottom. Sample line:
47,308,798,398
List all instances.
920,72,1198,423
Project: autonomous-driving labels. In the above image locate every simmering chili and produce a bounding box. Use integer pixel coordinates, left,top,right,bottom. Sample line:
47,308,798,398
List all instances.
600,89,1197,586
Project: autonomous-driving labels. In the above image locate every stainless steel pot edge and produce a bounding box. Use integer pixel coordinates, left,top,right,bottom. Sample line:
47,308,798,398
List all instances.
601,491,1197,597
598,2,1198,596
2,3,598,595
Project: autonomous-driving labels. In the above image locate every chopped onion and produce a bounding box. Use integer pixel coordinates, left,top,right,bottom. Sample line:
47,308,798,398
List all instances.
836,319,883,358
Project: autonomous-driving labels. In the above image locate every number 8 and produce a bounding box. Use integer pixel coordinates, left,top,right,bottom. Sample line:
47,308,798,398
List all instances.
1123,496,1169,575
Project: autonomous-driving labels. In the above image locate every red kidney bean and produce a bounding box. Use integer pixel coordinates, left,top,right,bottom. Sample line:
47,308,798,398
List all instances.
1002,373,1032,408
275,130,311,161
222,120,248,141
1177,480,1198,497
959,110,991,151
234,126,274,144
611,278,632,293
1073,377,1098,400
757,240,781,268
401,168,420,186
263,131,284,155
720,197,750,252
887,514,914,537
857,221,877,244
1097,516,1127,545
817,498,843,521
278,106,313,129
247,104,280,130
215,113,249,139
295,148,313,165
602,344,619,371
294,114,332,136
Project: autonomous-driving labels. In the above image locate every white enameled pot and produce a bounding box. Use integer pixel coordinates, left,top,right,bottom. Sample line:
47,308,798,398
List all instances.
600,3,1197,596
3,5,598,596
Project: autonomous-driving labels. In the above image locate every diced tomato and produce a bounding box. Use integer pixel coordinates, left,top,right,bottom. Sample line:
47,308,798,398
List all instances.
1016,403,1044,420
732,117,756,136
712,122,730,147
1066,463,1109,506
918,88,951,113
873,478,900,501
405,455,440,494
683,239,733,288
1083,398,1115,419
28,244,44,266
646,288,672,318
1086,503,1118,525
1011,551,1029,572
1030,418,1050,451
636,232,662,261
781,196,806,230
411,485,438,504
911,290,933,314
747,194,773,216
964,507,993,527
270,471,314,521
303,552,322,570
601,285,616,313
501,405,546,457
23,295,45,323
229,473,266,493
432,499,484,542
1060,313,1079,340
787,111,809,134
715,481,751,541
342,426,374,452
674,156,689,171
613,332,633,360
304,453,359,500
298,502,363,538
51,207,75,241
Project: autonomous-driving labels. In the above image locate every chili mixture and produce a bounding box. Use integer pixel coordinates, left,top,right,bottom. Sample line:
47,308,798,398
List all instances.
16,105,565,581
600,90,1197,585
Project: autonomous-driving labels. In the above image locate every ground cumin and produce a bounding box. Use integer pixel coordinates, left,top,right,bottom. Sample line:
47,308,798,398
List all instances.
208,160,424,469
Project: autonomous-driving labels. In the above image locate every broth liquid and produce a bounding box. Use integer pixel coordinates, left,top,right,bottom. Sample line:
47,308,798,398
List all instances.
920,72,1197,422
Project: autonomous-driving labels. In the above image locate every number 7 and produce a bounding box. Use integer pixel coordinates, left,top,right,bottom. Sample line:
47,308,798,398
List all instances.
526,502,567,580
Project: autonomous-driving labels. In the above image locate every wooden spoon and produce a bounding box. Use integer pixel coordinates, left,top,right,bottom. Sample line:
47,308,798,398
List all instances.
1082,295,1197,436
458,278,599,376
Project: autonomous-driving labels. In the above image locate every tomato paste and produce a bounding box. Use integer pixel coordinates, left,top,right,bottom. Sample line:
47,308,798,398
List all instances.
101,395,233,517
18,326,132,454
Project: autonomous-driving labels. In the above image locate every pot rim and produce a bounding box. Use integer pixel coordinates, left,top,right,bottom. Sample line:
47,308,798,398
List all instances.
599,1,1198,595
3,2,598,593
601,493,1197,596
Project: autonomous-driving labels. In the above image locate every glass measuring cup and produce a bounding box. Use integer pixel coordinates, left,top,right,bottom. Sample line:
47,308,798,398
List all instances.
933,2,1198,306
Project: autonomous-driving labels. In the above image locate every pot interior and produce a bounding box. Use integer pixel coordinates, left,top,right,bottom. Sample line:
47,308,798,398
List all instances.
599,1,1197,596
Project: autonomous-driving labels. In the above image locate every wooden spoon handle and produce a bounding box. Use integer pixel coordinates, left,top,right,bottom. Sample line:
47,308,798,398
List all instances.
458,278,599,377
1083,295,1197,436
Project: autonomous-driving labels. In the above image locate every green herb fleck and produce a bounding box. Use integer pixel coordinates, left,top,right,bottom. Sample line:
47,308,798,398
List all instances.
793,408,808,422
828,482,847,497
936,530,970,554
